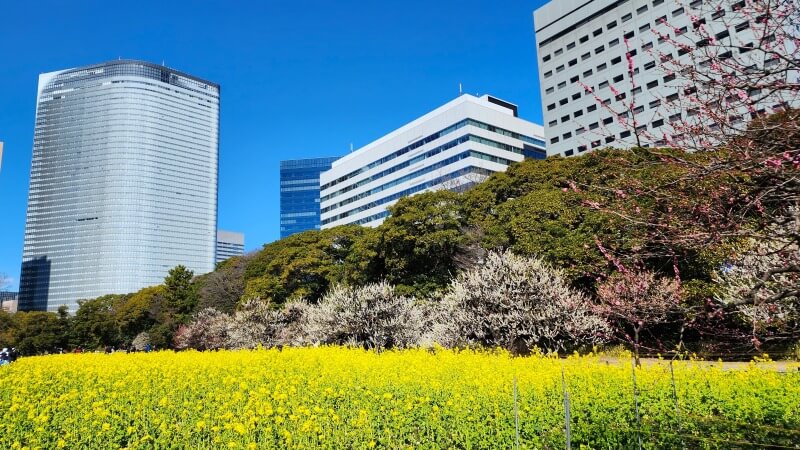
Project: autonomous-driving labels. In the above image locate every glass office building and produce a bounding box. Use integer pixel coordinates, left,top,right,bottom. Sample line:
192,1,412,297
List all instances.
280,157,339,238
19,60,219,312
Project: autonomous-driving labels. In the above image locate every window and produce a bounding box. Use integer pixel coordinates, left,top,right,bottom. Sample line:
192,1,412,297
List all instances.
628,49,638,56
716,29,730,40
546,87,555,94
559,98,568,105
563,132,572,139
548,120,557,127
597,63,607,71
676,26,687,35
642,41,654,50
587,104,597,112
612,56,622,65
740,42,754,53
634,105,645,114
616,92,627,101
622,13,632,22
712,9,725,19
632,86,642,95
558,81,567,89
550,137,560,144
653,0,664,5
608,20,617,30
664,73,676,82
637,5,648,14
592,140,601,148
605,136,616,143
547,103,556,111
589,122,599,130
569,58,578,66
647,80,659,89
581,52,591,61
557,65,565,72
567,42,576,50
595,45,605,54
644,61,656,70
565,149,575,156
574,110,584,118
609,38,620,47
669,113,681,122
621,130,632,138
693,17,706,29
578,145,588,152
576,126,585,135
732,0,746,11
613,74,624,83
666,92,679,102
655,16,666,25
640,23,651,32
572,93,581,100
602,98,612,105
570,75,579,83
735,21,749,32
635,124,647,132
652,119,664,128
544,70,553,78
594,28,603,36
603,117,613,125
583,69,593,77
580,35,589,43
678,47,689,56
624,31,635,39
599,80,609,89
660,53,673,62
543,54,551,62
649,99,661,108
555,48,564,56
689,0,701,8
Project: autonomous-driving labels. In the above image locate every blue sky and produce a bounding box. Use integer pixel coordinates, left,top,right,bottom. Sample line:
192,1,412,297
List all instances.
0,0,547,290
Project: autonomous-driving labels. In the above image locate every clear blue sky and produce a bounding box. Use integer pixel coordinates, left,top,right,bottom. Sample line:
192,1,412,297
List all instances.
0,0,547,290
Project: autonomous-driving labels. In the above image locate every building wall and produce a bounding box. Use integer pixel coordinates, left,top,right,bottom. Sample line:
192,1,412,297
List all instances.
280,157,339,238
19,60,219,312
320,94,545,228
534,0,777,156
216,230,245,264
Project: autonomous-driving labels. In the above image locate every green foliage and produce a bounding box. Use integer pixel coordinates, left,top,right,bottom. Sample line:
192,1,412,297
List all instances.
243,225,369,306
70,295,124,349
9,307,69,355
164,265,197,319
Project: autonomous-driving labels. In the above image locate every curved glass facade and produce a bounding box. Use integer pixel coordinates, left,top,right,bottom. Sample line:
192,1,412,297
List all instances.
19,60,219,312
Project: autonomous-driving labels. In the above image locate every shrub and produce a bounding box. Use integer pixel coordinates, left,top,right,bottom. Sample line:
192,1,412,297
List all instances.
436,250,609,353
303,282,425,349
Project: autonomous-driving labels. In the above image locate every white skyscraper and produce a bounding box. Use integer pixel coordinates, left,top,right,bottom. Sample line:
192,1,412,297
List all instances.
534,0,790,156
20,60,219,312
320,94,545,228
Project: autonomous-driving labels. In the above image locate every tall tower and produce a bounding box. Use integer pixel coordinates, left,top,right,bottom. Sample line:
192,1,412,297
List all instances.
279,157,340,238
19,60,219,312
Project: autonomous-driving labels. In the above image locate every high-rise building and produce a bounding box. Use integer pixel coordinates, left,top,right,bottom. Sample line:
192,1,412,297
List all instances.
19,60,219,312
280,157,339,238
534,0,788,156
320,94,545,229
216,230,245,264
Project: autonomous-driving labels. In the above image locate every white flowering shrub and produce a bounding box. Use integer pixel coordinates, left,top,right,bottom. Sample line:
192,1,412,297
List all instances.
131,332,151,351
303,282,425,349
435,250,609,353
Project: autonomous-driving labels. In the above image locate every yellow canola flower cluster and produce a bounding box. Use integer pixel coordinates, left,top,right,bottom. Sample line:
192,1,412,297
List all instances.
0,348,797,449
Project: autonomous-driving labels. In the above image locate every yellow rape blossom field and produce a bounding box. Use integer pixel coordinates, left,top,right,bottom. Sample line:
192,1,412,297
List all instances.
0,348,798,449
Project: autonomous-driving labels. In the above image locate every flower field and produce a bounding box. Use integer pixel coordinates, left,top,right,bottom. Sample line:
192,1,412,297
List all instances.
0,348,798,449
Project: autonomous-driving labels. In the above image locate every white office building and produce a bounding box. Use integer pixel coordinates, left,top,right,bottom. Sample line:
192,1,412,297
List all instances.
216,230,245,264
320,94,546,228
534,0,792,156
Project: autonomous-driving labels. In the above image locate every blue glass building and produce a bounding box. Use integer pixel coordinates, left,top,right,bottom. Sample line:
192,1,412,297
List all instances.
280,157,340,238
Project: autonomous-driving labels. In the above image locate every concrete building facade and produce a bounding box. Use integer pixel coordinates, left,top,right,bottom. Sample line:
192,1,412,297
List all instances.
534,0,787,156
